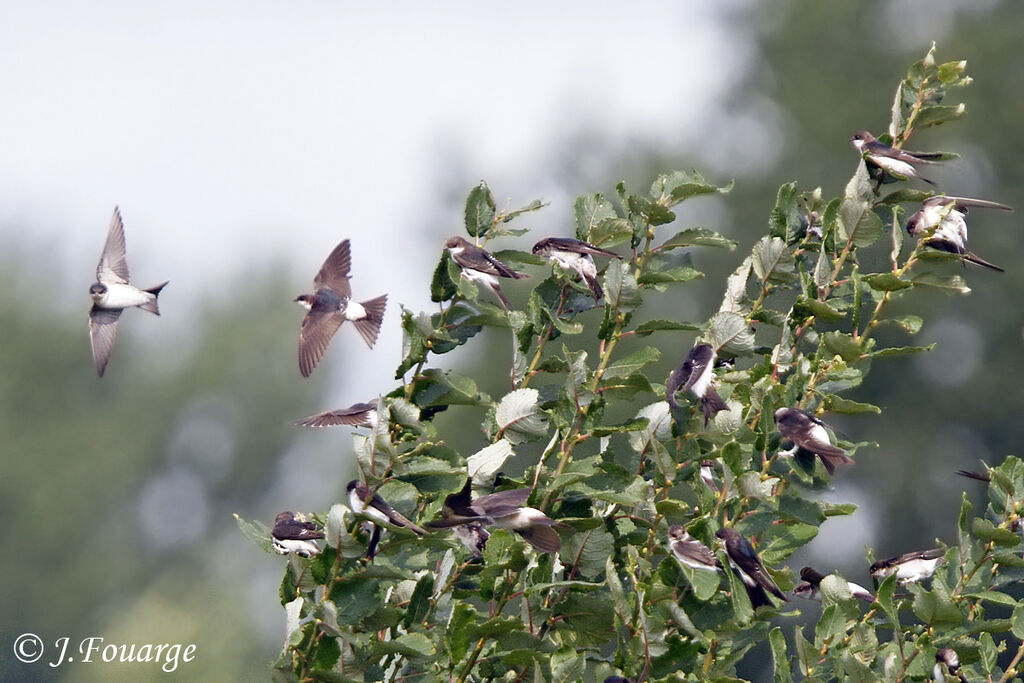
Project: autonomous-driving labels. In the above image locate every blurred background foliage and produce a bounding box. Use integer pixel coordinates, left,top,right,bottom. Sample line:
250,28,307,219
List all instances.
1,1,1022,680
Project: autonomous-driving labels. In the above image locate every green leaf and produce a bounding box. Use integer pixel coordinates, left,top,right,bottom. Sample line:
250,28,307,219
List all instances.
914,103,966,128
837,162,884,248
402,573,434,628
369,632,435,659
589,217,633,248
793,296,845,322
603,260,642,312
574,193,618,242
652,168,733,202
822,331,862,362
911,272,971,295
864,272,913,291
972,518,1021,547
234,514,274,554
409,369,489,411
910,581,962,626
876,188,935,205
465,181,496,238
707,311,755,355
658,227,737,250
881,315,923,334
494,388,549,444
637,261,704,285
604,346,661,379
719,255,753,314
815,604,847,647
868,344,935,358
752,236,797,283
467,440,515,488
628,194,676,226
769,627,794,683
633,318,701,336
964,591,1018,607
769,181,801,241
627,401,672,453
431,253,461,302
551,646,585,683
822,394,881,414
446,603,476,664
1012,603,1024,639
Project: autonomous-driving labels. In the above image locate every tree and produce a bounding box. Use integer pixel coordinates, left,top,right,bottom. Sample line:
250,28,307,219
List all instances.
241,45,1024,682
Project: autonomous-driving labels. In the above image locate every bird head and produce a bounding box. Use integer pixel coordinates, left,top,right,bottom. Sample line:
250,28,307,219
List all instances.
89,282,107,299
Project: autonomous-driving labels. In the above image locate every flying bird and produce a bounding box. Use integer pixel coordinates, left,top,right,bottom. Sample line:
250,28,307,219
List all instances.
774,407,853,475
296,400,378,429
667,526,721,573
271,511,324,558
427,478,561,553
793,566,873,603
296,239,387,377
869,548,945,584
850,131,944,185
934,647,967,683
452,522,490,557
666,343,729,426
347,480,427,536
531,237,619,302
88,207,168,377
444,236,528,309
906,195,1013,272
716,528,788,608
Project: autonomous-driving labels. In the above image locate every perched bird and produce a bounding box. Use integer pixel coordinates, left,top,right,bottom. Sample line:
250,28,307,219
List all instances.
716,528,788,608
869,548,945,584
906,195,1013,272
666,343,729,426
793,566,873,603
271,511,324,558
531,236,619,302
774,407,853,475
934,647,967,683
452,522,490,557
428,478,561,553
444,236,528,309
296,400,378,429
667,526,721,572
347,480,427,536
88,207,168,377
850,131,943,185
296,239,387,377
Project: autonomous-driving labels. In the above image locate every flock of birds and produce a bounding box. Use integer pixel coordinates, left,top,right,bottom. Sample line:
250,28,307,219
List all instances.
85,131,1005,681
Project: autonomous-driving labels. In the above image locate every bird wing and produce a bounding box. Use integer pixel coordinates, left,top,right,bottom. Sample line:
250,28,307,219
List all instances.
89,306,123,377
474,488,532,512
296,403,374,427
313,239,352,297
97,207,131,284
680,345,714,393
298,310,344,377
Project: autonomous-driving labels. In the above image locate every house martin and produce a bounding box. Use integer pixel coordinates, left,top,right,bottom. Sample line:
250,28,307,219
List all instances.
88,207,168,377
297,400,378,429
774,407,853,475
531,236,619,302
444,236,528,309
427,478,561,553
667,343,728,426
850,131,943,185
271,511,324,558
716,527,788,608
869,548,945,584
906,195,1013,272
934,647,967,683
667,526,721,572
296,239,387,377
793,566,873,603
347,480,427,536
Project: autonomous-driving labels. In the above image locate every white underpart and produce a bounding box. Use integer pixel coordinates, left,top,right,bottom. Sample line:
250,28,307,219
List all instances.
551,250,596,280
934,212,969,249
95,282,154,308
349,489,390,526
364,410,379,428
894,557,941,583
727,557,757,588
345,299,367,321
273,537,321,557
870,155,917,177
809,423,832,446
689,360,713,398
492,507,546,530
847,581,873,600
933,663,945,683
460,268,500,289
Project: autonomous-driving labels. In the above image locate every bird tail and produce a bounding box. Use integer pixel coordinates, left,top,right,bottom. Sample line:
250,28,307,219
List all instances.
488,284,512,309
584,273,602,302
918,174,936,186
701,388,729,426
353,294,388,347
964,252,1005,272
818,450,855,476
956,469,991,482
745,583,771,609
139,281,169,315
516,525,561,554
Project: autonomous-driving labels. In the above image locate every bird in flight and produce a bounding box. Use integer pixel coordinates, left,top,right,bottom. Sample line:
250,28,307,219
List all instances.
88,206,168,377
296,239,387,377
